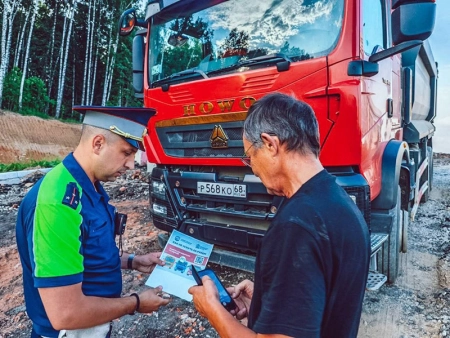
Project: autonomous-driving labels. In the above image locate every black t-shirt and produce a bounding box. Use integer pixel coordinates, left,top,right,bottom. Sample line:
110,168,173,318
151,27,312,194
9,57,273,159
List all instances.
248,170,370,338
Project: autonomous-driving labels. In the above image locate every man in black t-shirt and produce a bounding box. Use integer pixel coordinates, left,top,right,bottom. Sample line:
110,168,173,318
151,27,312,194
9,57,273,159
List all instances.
189,93,370,338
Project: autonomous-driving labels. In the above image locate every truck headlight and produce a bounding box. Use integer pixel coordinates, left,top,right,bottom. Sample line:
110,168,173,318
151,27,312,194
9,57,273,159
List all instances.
153,203,167,216
152,181,167,200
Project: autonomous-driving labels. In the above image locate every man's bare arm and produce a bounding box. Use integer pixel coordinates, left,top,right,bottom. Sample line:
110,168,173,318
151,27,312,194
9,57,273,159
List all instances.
39,282,168,330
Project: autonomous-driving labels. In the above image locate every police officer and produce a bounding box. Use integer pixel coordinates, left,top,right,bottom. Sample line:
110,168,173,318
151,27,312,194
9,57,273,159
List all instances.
16,107,171,338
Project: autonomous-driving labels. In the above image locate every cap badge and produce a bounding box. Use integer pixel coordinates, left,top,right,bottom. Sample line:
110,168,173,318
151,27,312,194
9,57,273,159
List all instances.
109,125,143,141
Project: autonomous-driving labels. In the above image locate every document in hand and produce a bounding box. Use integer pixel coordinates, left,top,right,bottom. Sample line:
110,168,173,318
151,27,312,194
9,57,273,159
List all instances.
145,230,214,301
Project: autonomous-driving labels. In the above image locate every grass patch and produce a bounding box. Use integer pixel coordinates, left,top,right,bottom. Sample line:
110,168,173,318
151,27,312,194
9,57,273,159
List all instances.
0,160,60,173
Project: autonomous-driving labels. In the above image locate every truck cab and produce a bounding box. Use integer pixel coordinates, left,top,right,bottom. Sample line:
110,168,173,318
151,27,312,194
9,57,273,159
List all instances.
118,0,437,287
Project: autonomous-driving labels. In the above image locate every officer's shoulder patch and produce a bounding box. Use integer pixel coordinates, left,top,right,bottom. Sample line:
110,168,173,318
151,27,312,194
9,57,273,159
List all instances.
62,182,80,210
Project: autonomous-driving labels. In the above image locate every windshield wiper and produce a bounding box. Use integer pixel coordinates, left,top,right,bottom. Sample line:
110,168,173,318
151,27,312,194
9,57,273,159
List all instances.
152,68,208,88
152,53,291,89
207,53,292,76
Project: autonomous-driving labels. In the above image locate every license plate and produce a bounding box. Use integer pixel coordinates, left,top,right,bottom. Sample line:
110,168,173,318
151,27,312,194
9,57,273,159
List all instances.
197,182,246,198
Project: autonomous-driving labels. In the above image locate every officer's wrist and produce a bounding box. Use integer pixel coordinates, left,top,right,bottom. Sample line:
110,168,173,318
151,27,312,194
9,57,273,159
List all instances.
129,293,140,315
127,253,135,270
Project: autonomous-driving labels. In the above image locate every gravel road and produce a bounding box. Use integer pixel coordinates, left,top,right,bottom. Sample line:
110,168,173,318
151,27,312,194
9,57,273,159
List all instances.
1,155,449,338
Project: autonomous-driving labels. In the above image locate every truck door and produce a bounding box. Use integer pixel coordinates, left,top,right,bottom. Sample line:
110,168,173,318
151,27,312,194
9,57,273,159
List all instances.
361,0,393,147
360,0,394,187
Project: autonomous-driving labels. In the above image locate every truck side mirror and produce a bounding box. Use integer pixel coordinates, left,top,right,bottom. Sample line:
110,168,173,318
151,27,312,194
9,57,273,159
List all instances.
133,34,145,97
392,2,436,45
347,60,379,77
368,1,435,64
119,8,147,36
119,8,137,36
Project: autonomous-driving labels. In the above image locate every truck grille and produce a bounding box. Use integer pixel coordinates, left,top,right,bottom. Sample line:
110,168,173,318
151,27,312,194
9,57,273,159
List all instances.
156,121,244,158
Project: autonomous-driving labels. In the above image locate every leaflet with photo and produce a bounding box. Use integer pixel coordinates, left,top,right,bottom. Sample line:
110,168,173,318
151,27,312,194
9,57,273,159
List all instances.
145,230,213,301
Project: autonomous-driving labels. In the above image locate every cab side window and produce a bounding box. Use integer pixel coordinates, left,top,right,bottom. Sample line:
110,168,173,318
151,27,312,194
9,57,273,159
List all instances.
363,0,386,55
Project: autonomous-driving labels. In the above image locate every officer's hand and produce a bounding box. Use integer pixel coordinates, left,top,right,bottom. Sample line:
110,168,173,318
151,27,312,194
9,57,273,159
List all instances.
137,286,171,313
133,252,164,273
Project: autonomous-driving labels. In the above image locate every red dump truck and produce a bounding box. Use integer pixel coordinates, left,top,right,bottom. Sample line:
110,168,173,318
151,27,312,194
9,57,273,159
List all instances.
115,0,437,288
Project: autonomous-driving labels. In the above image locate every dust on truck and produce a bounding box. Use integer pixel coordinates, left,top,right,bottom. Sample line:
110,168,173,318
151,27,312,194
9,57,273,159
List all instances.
117,0,437,288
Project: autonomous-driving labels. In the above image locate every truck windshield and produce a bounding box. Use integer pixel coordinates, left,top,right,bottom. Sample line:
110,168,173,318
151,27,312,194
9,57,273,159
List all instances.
148,0,344,87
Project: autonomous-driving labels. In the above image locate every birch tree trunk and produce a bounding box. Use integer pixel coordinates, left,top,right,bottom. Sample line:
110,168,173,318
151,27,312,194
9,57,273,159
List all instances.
81,0,92,106
102,25,119,105
13,10,30,69
45,3,58,114
18,0,37,112
102,23,113,106
0,0,22,107
90,46,99,105
56,12,68,116
86,0,97,105
56,0,77,118
0,6,10,105
72,55,75,112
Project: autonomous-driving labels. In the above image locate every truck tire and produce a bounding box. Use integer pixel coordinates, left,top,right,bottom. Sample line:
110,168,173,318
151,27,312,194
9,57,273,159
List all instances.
400,210,408,253
380,186,402,284
421,146,433,203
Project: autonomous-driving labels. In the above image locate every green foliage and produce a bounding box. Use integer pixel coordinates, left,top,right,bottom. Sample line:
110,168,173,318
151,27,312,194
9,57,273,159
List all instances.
22,76,52,114
0,160,61,173
108,38,142,107
3,68,22,112
1,0,145,120
162,41,203,76
219,28,249,56
2,68,53,117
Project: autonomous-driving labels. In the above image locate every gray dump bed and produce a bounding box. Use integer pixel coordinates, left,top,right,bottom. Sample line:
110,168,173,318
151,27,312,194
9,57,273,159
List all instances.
410,40,438,121
402,39,438,142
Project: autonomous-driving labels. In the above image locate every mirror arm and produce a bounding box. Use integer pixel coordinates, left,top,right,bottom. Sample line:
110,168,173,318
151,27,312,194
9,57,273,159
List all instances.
136,19,147,28
369,40,422,63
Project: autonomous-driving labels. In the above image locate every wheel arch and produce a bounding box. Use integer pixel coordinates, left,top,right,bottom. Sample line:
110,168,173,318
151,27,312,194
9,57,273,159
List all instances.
372,140,410,210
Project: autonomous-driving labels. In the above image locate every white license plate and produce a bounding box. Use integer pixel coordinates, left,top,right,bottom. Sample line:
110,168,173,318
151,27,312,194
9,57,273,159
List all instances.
197,182,246,198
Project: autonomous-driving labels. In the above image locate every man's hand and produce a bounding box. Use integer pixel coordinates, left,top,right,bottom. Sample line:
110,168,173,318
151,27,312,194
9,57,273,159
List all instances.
137,286,171,313
133,252,164,273
227,279,254,320
188,276,223,318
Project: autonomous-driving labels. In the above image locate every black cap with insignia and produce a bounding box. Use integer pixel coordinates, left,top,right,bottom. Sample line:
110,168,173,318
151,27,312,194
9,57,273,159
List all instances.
73,106,156,151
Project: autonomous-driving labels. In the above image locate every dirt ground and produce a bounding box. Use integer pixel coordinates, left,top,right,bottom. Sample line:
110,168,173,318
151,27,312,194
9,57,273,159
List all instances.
0,111,81,164
1,111,450,337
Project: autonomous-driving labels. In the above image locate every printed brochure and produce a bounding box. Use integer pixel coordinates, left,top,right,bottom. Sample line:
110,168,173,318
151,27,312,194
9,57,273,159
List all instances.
145,230,213,301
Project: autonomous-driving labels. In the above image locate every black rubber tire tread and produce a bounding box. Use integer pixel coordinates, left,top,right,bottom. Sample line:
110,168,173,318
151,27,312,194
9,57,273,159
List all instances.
400,210,408,253
379,186,401,284
421,146,433,203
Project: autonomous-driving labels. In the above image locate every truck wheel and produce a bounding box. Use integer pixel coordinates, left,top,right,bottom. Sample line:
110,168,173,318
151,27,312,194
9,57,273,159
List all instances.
400,210,408,253
380,187,401,283
421,146,433,203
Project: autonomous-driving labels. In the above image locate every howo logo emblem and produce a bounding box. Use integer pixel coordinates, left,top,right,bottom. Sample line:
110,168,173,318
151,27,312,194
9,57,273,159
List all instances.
210,125,229,149
182,96,256,116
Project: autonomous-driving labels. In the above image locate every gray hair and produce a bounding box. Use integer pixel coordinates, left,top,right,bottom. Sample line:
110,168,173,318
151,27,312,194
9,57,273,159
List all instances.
243,93,320,157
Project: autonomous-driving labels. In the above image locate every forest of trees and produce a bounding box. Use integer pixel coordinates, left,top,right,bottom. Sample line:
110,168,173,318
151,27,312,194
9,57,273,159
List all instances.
0,0,141,122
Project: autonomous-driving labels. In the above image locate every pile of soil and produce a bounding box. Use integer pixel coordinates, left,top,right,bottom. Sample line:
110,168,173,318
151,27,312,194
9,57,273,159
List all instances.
0,111,81,164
